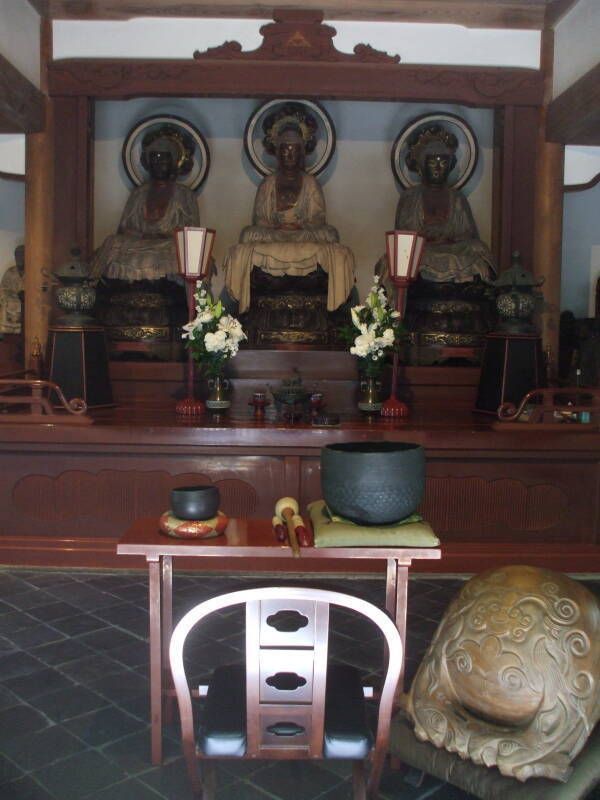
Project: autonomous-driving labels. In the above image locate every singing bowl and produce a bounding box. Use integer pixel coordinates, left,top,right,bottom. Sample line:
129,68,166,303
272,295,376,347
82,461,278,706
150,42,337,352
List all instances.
170,485,220,521
320,441,425,525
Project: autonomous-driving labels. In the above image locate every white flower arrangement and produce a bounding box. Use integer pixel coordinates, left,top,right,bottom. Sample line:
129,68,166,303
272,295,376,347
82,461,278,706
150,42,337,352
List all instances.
346,276,402,376
182,284,247,376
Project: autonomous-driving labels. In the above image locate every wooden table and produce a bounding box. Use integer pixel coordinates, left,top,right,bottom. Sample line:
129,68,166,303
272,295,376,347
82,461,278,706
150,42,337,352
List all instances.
117,516,441,764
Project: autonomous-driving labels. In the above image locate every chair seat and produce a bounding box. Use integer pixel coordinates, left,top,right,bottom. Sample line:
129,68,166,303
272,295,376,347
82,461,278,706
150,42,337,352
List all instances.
199,665,247,757
198,662,372,759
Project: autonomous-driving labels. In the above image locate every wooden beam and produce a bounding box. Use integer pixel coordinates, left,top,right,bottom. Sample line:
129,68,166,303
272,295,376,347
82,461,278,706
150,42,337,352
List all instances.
43,0,549,29
0,53,44,133
27,0,49,16
547,63,600,145
544,0,578,28
49,58,544,107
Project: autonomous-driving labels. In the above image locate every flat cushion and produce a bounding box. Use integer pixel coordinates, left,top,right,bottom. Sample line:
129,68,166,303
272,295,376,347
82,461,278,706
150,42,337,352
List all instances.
198,662,372,759
198,664,246,756
324,664,373,759
309,500,439,548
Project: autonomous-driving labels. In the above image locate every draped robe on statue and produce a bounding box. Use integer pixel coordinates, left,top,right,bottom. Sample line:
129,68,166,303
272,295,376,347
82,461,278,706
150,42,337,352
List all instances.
395,184,495,283
224,173,355,313
91,182,200,282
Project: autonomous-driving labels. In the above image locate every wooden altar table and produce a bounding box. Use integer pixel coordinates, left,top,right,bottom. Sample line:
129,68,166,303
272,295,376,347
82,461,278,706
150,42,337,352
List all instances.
117,515,441,764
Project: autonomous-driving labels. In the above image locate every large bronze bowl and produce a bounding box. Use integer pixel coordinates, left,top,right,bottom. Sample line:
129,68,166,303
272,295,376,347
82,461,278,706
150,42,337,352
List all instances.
320,441,425,525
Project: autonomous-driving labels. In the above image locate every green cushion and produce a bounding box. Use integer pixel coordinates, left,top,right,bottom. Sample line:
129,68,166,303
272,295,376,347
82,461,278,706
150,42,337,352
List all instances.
308,500,440,548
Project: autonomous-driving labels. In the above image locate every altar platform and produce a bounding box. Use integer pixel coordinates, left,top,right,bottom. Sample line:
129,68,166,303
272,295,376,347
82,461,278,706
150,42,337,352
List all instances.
0,369,599,575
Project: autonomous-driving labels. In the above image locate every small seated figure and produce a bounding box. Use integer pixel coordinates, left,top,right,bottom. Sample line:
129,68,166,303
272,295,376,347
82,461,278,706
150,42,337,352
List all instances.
385,124,496,363
91,133,200,358
0,244,24,336
223,120,355,346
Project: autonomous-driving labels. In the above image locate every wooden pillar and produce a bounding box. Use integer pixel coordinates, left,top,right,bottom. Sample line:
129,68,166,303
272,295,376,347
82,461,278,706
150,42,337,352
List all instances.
533,26,564,377
52,96,94,265
24,18,53,362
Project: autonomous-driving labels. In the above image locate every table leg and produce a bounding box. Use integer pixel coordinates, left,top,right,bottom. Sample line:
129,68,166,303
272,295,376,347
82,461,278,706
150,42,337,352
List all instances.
394,563,409,692
148,556,163,765
161,557,175,724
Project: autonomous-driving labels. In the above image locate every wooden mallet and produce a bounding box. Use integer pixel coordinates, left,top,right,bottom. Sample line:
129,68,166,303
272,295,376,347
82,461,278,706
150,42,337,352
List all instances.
275,496,301,557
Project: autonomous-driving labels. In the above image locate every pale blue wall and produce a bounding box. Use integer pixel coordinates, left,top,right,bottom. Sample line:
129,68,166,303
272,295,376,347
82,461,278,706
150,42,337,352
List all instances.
0,178,25,276
561,181,600,318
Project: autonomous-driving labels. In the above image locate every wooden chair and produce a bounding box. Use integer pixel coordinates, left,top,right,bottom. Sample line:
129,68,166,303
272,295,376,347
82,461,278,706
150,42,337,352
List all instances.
169,586,403,800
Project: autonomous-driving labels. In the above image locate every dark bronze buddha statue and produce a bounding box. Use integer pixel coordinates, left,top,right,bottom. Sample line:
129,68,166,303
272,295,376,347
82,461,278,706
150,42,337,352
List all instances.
91,133,200,359
384,124,496,364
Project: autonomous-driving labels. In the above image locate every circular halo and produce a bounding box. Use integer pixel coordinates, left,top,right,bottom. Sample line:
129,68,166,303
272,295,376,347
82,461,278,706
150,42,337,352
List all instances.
244,98,336,177
391,112,478,190
122,114,210,191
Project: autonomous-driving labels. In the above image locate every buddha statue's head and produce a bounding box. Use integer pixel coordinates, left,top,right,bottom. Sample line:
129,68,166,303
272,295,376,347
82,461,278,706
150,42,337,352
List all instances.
406,125,459,187
276,125,306,173
262,103,318,170
141,135,183,182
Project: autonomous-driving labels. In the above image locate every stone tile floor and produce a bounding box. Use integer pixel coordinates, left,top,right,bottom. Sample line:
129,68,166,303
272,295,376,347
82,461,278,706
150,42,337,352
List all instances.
0,567,598,800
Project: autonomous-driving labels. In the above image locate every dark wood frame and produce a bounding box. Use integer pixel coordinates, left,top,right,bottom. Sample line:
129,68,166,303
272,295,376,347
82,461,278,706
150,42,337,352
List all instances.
46,9,544,273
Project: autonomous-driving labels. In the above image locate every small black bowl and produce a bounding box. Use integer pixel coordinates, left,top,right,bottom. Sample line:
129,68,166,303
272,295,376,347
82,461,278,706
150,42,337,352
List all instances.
171,485,220,521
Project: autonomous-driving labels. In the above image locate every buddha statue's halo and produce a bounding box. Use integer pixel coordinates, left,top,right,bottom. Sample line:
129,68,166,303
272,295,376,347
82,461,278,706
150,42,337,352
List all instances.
262,103,318,157
405,125,459,175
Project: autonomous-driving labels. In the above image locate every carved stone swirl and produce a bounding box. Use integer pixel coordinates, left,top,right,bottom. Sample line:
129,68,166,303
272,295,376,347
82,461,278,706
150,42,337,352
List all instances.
408,565,600,782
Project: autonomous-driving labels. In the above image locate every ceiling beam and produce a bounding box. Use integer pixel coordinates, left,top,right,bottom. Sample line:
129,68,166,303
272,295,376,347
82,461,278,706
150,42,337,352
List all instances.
544,0,579,28
547,62,600,145
42,0,549,29
0,53,45,134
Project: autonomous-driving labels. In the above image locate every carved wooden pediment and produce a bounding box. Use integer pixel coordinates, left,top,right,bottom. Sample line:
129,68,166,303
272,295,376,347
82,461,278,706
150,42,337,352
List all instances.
193,10,399,64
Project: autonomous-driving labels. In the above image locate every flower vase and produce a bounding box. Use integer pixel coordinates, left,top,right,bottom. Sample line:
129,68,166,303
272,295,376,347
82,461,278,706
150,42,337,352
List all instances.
206,374,231,415
358,375,382,415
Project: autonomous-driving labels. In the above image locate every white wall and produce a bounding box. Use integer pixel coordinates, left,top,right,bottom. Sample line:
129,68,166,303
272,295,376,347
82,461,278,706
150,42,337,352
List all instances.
94,98,494,301
555,0,600,316
561,181,600,318
553,0,600,99
0,0,40,89
564,146,600,186
0,136,26,280
0,0,38,281
0,177,25,278
53,17,540,68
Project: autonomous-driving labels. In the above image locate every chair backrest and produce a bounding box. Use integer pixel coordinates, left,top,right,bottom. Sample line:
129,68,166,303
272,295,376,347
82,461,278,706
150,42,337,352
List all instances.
169,585,403,764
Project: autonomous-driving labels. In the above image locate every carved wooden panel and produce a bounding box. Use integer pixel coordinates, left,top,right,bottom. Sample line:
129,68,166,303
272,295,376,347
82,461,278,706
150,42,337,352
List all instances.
193,11,399,63
48,57,544,107
420,476,568,532
299,457,592,543
12,469,258,530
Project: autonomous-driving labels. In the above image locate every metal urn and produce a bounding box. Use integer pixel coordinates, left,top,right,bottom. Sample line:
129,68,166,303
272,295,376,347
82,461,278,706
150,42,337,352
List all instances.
53,246,97,327
487,251,544,334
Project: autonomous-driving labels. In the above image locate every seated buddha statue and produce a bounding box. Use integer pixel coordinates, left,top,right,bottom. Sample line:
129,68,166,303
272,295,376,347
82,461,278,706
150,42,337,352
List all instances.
223,119,355,346
0,244,24,336
384,124,496,364
91,133,200,359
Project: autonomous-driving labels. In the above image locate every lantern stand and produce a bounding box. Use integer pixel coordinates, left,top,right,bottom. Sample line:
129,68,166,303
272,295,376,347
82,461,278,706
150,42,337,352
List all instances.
381,231,425,418
174,227,216,418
